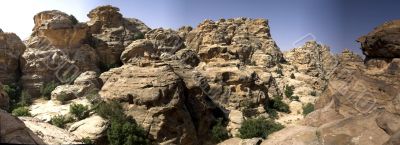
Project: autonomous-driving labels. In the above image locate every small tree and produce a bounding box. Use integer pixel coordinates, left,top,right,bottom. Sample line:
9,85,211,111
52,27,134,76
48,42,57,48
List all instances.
70,103,89,120
12,107,31,116
284,85,294,98
40,81,58,100
302,103,314,116
239,117,284,139
211,118,229,143
3,84,21,111
17,91,32,107
50,115,73,128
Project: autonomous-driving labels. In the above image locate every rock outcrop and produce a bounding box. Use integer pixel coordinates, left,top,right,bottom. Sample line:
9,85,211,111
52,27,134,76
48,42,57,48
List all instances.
357,20,400,58
0,31,25,84
0,110,45,144
87,5,150,66
21,10,99,97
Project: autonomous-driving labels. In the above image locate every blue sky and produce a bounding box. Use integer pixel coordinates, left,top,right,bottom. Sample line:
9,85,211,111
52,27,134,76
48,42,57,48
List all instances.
0,0,398,54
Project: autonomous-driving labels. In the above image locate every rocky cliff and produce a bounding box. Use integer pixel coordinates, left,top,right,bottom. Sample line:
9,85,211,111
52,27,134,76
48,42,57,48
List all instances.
0,5,399,145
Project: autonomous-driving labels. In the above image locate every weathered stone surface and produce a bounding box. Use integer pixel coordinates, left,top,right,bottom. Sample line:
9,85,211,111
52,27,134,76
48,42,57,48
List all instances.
219,137,262,145
0,30,26,84
261,126,319,145
0,83,9,110
68,115,108,142
0,110,45,144
21,10,99,97
20,117,81,145
357,20,400,58
121,28,184,64
87,5,150,66
29,98,90,122
384,130,400,145
51,71,101,101
99,64,198,144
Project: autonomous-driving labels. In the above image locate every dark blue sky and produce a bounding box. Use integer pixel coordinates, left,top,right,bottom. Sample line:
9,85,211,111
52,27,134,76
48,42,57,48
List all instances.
0,0,398,54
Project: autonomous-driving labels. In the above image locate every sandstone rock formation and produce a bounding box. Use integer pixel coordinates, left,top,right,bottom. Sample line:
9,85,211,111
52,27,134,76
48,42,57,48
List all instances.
0,110,45,144
0,30,25,84
68,115,108,142
87,5,150,66
358,20,400,58
21,10,99,97
20,117,81,144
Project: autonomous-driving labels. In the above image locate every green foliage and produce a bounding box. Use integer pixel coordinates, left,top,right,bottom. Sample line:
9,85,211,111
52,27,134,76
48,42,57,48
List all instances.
290,73,295,79
265,108,278,119
264,95,290,119
276,68,283,76
69,15,79,25
289,95,300,101
50,115,73,128
284,85,294,99
56,93,69,105
81,137,93,144
133,33,145,40
108,118,150,145
3,84,21,111
302,103,315,116
95,101,126,122
12,107,31,116
310,91,317,97
17,91,32,107
40,81,58,100
70,103,89,120
95,101,150,145
239,117,284,139
211,118,229,143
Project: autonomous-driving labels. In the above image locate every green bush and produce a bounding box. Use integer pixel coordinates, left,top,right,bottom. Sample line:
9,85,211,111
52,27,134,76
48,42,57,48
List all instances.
108,117,150,145
56,92,70,104
284,85,294,98
133,33,145,40
95,101,150,145
290,73,295,79
211,118,229,143
264,95,290,119
239,117,284,139
50,115,73,128
302,103,314,116
289,95,300,101
310,91,317,96
81,137,93,144
40,81,58,100
3,84,21,111
12,107,31,116
70,103,89,120
276,68,283,76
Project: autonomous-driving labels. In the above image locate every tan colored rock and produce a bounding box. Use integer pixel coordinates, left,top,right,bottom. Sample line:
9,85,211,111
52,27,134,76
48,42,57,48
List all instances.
99,64,198,145
20,117,81,145
68,115,108,141
0,30,26,84
218,137,262,145
87,5,150,66
21,10,99,97
261,126,319,145
227,110,243,136
0,110,45,144
29,98,90,122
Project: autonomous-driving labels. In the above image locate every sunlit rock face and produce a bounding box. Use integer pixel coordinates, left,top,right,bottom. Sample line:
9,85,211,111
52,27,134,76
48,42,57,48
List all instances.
87,5,150,66
0,30,26,84
21,10,99,97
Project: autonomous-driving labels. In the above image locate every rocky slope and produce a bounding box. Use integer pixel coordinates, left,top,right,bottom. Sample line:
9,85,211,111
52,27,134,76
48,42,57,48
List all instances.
0,4,399,145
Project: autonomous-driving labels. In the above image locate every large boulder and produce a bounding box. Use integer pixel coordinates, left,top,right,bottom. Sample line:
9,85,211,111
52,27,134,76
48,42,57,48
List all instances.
357,20,400,58
21,10,99,97
99,64,198,145
68,115,108,142
0,30,26,84
0,110,45,144
87,5,150,66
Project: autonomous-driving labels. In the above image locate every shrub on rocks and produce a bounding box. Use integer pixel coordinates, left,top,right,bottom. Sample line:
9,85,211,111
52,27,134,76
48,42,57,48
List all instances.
302,103,314,116
12,107,31,117
70,103,89,120
211,118,229,143
40,81,58,100
239,117,284,139
50,115,73,128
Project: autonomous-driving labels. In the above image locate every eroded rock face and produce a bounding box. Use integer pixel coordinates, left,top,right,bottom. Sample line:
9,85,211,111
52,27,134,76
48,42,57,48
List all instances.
0,110,45,144
0,30,26,84
357,20,400,58
21,10,99,97
87,5,150,66
20,117,81,145
68,115,108,142
99,64,199,144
